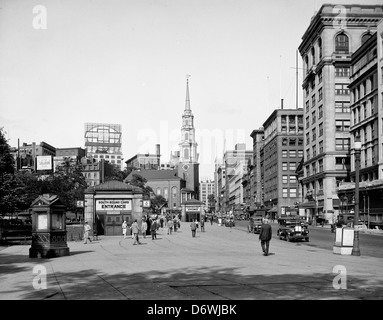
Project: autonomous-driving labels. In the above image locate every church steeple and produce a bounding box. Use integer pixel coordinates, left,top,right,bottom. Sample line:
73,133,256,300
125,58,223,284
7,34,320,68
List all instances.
185,75,191,111
179,75,198,164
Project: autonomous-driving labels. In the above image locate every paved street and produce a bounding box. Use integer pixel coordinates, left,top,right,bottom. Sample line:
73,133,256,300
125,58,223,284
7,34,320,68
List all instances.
0,222,382,303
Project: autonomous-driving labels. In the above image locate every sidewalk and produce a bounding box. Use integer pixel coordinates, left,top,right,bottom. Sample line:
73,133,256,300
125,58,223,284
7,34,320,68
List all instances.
0,223,382,300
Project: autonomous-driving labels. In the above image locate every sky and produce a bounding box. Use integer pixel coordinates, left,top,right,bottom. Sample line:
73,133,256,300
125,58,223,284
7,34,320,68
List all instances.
1,0,382,179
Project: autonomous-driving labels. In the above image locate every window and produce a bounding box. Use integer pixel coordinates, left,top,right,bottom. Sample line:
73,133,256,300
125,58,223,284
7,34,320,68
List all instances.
290,188,297,198
283,189,288,198
318,88,323,101
312,94,316,107
289,150,296,158
319,123,323,137
319,159,323,172
362,33,372,45
318,71,323,84
305,100,310,113
335,84,349,95
306,149,311,160
312,128,316,141
312,145,317,157
282,176,288,184
306,165,310,176
336,138,350,151
282,150,288,158
318,38,322,59
306,133,310,145
336,157,350,170
164,187,168,200
311,47,316,65
312,162,317,174
336,120,350,132
156,188,161,195
298,138,303,146
312,111,316,124
306,116,310,129
282,163,288,171
318,106,323,119
319,141,323,153
289,139,296,146
289,162,296,171
335,67,350,77
289,176,297,184
335,33,349,53
335,101,350,113
298,150,303,158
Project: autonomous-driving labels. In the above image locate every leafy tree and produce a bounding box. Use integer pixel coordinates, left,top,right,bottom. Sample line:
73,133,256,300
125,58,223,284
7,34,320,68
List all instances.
127,173,153,198
0,127,15,175
151,194,167,213
105,166,133,182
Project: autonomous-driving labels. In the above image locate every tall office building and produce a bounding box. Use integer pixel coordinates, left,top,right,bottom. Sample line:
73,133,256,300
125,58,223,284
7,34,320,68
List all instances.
84,123,124,170
298,4,383,222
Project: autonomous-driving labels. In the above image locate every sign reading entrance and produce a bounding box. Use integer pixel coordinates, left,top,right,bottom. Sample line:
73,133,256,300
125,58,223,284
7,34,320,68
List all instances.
186,206,201,212
96,199,132,211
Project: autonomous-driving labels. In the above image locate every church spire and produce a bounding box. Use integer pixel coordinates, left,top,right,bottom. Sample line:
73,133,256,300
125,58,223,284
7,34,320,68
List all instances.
185,75,191,111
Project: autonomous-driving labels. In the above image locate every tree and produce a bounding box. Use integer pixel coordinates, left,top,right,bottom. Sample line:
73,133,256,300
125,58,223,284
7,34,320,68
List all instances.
151,195,167,214
0,127,15,175
208,194,216,212
127,173,153,198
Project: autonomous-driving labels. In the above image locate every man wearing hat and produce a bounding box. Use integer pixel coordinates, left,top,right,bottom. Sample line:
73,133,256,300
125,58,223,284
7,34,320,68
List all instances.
259,218,272,256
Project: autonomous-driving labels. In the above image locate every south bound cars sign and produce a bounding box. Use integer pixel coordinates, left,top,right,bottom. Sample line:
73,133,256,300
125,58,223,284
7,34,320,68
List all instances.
96,199,132,211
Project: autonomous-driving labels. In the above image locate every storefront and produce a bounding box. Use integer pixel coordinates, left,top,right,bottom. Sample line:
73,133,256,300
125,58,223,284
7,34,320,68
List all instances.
84,181,144,236
181,199,204,222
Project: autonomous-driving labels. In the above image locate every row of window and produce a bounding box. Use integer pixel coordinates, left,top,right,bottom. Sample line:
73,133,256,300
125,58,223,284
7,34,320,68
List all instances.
351,74,377,103
156,187,178,199
304,33,372,74
351,96,378,124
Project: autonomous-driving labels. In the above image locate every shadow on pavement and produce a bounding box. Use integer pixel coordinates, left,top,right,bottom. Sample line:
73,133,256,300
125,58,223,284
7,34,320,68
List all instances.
8,265,383,300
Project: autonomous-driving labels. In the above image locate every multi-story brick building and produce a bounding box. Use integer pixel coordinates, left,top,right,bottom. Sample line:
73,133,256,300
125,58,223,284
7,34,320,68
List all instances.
298,4,383,223
261,109,304,219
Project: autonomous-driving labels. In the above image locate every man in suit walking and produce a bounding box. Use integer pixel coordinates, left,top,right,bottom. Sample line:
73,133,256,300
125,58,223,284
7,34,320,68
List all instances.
259,218,272,256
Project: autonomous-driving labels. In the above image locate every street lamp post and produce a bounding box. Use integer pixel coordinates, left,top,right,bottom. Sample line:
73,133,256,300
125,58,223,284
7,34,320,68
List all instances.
352,134,361,256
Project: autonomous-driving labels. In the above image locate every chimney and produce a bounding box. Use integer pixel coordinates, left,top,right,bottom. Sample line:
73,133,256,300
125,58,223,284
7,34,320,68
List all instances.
281,99,284,110
156,144,161,168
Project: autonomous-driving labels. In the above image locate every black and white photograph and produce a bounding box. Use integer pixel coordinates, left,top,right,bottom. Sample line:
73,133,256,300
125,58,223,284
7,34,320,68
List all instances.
1,0,383,309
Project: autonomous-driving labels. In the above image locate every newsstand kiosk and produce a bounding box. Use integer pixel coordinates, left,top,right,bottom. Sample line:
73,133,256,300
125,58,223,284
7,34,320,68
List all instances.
29,194,70,258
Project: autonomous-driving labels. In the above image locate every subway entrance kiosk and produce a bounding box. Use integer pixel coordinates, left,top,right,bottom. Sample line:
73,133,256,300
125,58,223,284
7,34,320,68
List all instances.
84,181,144,236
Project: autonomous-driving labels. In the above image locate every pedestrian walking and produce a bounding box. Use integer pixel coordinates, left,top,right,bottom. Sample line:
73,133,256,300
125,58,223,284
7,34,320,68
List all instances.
122,220,128,239
200,218,205,232
150,219,157,240
167,219,173,235
259,218,272,256
173,217,178,232
83,221,92,244
141,219,148,239
130,219,141,245
190,219,197,237
210,216,213,225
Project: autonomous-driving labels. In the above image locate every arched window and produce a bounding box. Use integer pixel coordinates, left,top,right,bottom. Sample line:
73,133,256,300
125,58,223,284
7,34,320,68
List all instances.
305,55,309,73
335,33,349,53
362,33,372,45
164,187,168,200
156,188,161,196
172,187,177,198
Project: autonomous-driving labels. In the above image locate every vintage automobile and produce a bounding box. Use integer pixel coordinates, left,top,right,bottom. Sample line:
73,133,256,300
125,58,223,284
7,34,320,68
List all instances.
248,216,263,234
277,216,309,242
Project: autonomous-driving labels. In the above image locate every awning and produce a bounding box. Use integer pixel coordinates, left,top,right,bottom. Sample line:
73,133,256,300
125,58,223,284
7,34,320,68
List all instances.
297,201,316,209
268,206,278,213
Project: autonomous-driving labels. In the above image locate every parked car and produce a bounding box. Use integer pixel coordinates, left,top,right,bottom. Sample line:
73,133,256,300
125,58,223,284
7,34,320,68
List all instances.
277,216,309,242
248,216,263,234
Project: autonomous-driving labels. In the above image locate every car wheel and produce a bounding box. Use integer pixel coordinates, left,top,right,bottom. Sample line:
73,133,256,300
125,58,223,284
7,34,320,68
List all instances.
287,235,292,242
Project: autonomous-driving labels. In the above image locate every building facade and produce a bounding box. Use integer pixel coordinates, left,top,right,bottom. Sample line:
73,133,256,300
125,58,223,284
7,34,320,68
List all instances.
250,128,265,210
298,4,383,223
84,123,124,170
223,143,253,212
337,27,383,229
199,179,215,212
125,144,161,170
261,109,304,219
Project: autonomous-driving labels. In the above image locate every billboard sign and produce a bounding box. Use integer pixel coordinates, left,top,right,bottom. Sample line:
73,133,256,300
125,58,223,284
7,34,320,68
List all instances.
36,156,52,170
95,199,132,211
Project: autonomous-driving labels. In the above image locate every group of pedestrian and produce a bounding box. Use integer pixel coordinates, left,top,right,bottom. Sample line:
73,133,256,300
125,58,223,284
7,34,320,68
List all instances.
189,218,205,237
84,214,272,256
